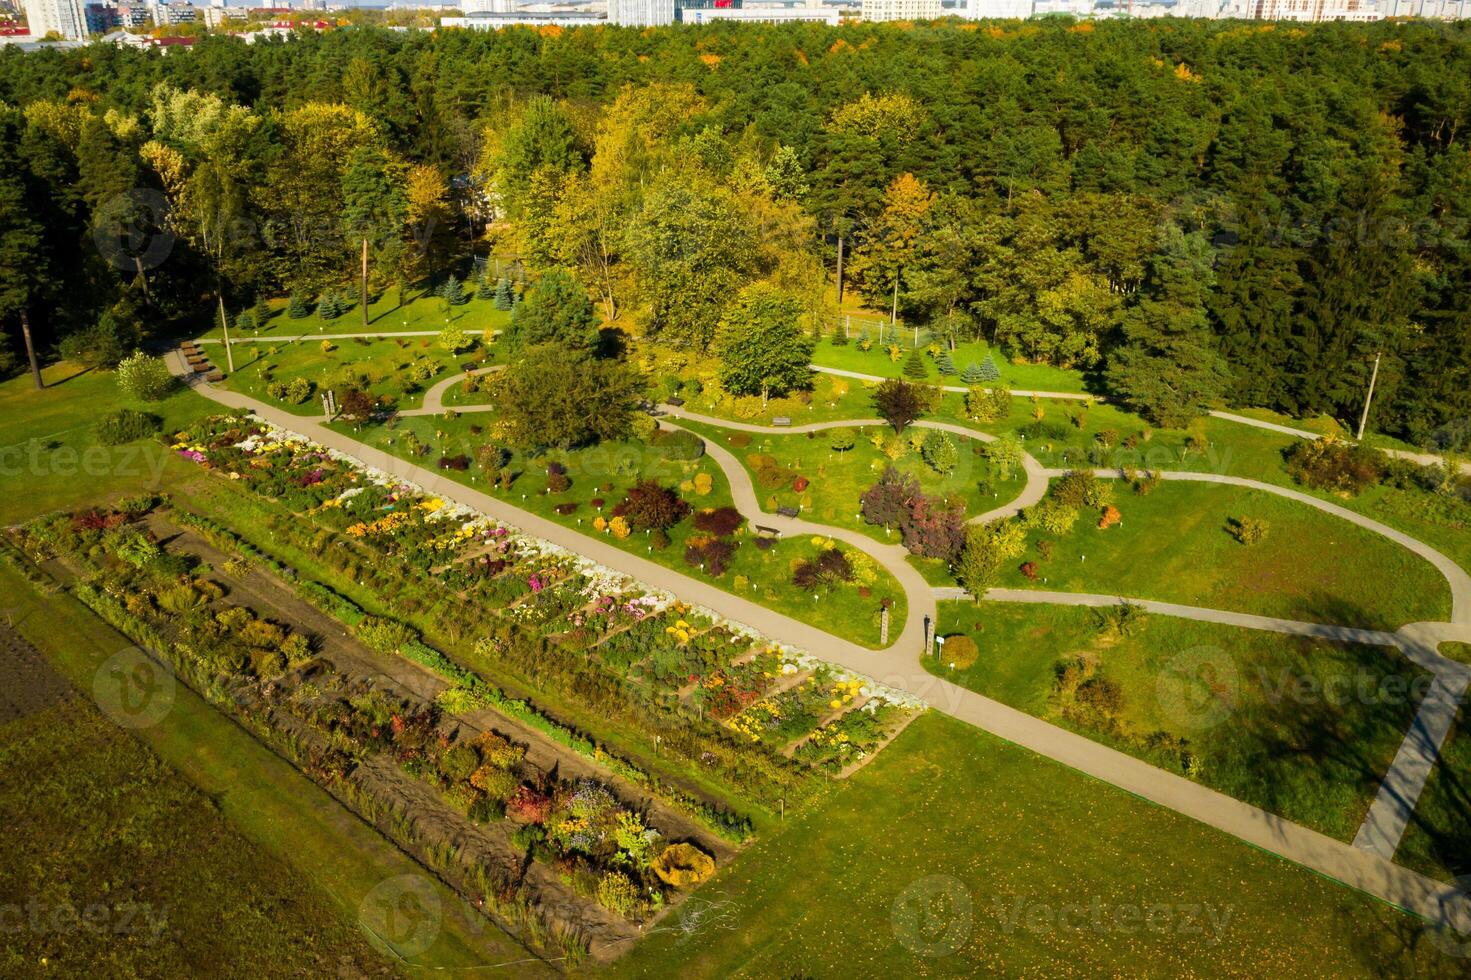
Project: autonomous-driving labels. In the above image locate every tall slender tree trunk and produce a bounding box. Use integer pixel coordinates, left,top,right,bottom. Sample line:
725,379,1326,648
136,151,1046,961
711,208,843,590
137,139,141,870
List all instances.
891,274,899,329
361,238,370,328
134,257,152,304
836,233,845,307
20,308,42,390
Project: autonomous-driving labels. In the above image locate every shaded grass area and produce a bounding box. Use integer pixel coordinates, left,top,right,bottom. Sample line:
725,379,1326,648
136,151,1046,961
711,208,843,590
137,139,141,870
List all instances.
0,566,533,974
931,601,1424,841
193,288,512,340
325,413,906,649
1397,709,1471,884
607,711,1463,978
994,479,1450,630
676,417,1029,545
0,363,216,524
215,335,483,416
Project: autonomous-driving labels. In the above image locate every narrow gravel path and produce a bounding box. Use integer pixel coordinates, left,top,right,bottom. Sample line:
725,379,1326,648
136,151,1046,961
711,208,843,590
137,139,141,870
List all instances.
167,352,1471,934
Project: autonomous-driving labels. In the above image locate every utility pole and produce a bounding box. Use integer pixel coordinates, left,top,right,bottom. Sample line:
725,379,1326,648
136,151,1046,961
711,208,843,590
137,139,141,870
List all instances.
217,295,235,372
1356,351,1381,441
890,274,899,330
19,308,42,390
361,238,370,328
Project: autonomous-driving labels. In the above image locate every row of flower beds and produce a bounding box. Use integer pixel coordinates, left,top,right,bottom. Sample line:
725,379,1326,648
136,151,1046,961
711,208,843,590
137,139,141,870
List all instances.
165,416,923,818
4,509,614,953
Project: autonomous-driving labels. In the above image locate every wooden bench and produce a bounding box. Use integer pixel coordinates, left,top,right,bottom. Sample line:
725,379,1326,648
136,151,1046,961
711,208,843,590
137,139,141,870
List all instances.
666,396,685,407
776,506,799,518
754,524,781,539
204,370,226,383
772,417,791,427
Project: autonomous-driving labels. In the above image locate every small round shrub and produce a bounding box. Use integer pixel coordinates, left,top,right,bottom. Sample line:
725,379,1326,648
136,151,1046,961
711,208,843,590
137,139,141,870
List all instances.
652,843,715,888
829,427,857,451
116,352,175,402
943,635,979,669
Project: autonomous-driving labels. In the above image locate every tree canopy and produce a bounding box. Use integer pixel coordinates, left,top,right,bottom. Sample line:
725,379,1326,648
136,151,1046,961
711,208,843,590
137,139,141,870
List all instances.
2,21,1470,442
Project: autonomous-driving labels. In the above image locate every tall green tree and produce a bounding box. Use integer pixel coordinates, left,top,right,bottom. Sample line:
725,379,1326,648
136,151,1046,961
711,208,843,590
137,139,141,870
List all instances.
0,110,45,387
1107,227,1230,428
503,267,601,356
715,284,813,403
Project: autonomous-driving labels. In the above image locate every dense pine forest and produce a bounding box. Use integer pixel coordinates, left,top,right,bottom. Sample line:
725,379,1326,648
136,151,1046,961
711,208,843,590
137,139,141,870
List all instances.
1,19,1469,441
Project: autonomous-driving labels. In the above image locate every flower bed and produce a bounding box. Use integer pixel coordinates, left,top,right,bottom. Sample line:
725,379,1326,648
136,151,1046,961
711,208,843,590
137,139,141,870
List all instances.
164,415,924,809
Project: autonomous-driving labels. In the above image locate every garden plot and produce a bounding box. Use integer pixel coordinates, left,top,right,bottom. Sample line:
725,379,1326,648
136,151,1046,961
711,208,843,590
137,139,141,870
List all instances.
158,415,922,825
7,509,742,961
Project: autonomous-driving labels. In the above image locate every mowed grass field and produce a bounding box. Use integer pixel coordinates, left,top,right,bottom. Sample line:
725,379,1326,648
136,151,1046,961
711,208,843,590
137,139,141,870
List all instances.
932,601,1424,841
192,287,513,340
810,336,1094,393
215,334,483,415
0,565,554,975
606,711,1466,978
992,479,1451,630
0,363,217,524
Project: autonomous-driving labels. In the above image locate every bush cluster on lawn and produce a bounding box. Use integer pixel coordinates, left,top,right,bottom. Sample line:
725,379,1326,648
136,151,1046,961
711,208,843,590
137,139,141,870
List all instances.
94,408,162,446
859,467,966,561
1282,437,1384,495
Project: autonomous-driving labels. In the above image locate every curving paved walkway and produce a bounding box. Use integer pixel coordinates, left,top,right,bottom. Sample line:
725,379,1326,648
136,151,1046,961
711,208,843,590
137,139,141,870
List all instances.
167,352,1471,935
658,405,1052,526
817,366,1471,476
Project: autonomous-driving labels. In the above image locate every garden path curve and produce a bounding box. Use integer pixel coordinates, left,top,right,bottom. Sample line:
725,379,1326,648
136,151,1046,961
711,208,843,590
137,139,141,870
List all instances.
1053,467,1471,626
167,351,1471,936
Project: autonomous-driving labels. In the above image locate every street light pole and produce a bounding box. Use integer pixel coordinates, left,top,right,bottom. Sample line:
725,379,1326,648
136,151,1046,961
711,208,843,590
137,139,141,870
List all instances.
1356,351,1382,441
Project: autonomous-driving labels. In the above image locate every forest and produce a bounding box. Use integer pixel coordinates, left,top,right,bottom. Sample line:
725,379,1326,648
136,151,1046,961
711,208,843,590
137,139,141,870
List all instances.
0,18,1469,441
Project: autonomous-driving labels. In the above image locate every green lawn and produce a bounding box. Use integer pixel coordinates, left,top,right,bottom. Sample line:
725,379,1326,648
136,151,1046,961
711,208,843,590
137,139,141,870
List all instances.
1396,708,1471,884
326,412,907,649
676,417,1028,545
193,288,513,340
607,711,1464,978
215,334,490,415
994,479,1450,630
0,567,538,974
0,363,216,524
810,337,1093,393
1441,643,1471,665
931,601,1424,841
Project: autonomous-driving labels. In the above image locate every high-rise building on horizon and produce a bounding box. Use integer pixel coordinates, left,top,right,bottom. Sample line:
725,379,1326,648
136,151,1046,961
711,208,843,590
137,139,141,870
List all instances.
608,0,675,25
24,0,86,37
860,0,941,20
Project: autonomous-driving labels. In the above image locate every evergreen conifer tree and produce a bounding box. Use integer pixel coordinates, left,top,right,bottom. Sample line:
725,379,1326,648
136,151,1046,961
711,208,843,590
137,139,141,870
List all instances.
287,292,311,319
902,347,928,380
